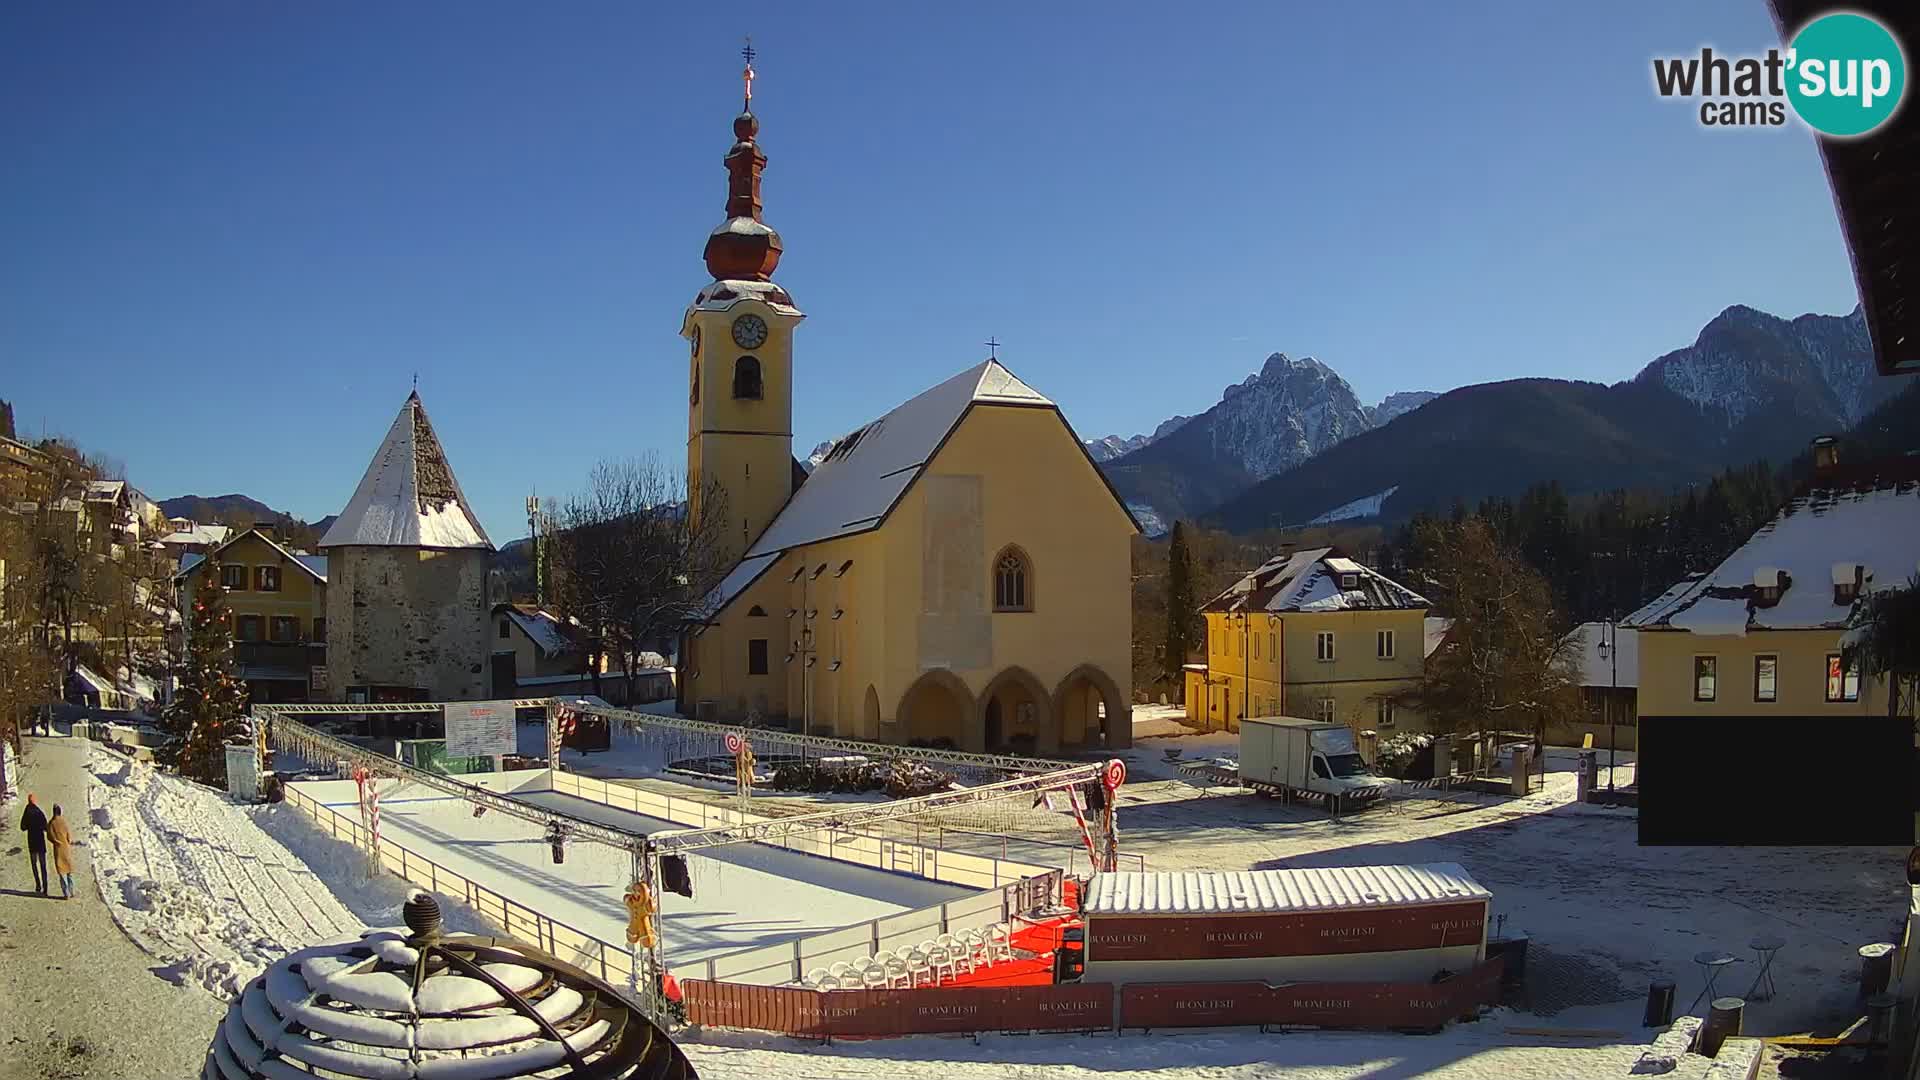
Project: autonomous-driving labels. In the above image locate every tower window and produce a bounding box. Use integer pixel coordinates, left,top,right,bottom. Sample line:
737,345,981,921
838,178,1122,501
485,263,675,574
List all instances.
993,546,1032,612
733,355,763,400
748,638,769,676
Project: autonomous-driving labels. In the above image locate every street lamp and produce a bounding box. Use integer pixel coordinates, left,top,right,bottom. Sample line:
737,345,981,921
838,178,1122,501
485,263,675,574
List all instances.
1597,618,1619,793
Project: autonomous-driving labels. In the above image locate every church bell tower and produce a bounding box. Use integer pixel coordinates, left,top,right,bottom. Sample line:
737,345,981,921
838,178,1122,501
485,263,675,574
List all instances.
683,42,804,561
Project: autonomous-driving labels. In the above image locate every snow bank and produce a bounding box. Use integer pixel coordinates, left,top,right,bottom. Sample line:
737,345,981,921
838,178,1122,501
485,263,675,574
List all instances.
85,747,367,1000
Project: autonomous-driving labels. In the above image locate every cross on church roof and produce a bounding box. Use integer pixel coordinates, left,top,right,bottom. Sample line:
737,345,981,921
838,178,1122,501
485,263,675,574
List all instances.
742,36,756,105
985,337,1001,360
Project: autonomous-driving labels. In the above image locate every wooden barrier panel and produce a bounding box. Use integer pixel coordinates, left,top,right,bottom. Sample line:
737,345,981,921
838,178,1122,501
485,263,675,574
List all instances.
1089,901,1488,962
682,980,1114,1037
1118,957,1505,1031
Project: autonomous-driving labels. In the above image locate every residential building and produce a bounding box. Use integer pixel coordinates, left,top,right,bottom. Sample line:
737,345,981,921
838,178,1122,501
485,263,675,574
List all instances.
1625,441,1920,721
676,70,1137,751
161,520,232,563
318,392,496,705
1558,622,1639,751
1184,548,1430,735
174,528,328,703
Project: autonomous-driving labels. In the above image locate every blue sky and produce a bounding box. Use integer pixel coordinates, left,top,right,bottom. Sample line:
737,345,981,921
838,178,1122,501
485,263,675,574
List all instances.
0,3,1863,541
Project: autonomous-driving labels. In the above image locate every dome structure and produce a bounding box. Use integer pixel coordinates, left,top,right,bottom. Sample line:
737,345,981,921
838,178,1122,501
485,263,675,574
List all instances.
203,893,695,1079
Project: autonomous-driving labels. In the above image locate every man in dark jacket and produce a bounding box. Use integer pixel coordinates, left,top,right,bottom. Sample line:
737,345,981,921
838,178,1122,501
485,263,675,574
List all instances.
19,793,49,894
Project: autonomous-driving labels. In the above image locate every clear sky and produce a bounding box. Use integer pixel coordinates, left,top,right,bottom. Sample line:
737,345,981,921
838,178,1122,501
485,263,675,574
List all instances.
0,2,1864,541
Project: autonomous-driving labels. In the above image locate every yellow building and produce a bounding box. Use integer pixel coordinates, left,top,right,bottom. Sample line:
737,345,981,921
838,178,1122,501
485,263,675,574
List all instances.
174,527,329,703
1184,548,1431,735
1624,446,1915,722
676,67,1138,753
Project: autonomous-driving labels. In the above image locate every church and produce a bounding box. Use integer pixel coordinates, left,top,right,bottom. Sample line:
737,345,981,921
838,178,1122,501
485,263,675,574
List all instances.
676,56,1137,754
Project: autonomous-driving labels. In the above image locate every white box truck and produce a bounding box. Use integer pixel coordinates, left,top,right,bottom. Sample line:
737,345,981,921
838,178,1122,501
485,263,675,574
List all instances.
1238,716,1397,810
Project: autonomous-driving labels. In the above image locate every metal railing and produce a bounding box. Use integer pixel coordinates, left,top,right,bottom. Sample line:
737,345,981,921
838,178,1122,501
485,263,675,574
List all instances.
278,784,638,989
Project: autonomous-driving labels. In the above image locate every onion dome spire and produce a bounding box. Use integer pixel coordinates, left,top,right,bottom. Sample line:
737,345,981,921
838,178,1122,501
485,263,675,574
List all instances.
703,37,783,282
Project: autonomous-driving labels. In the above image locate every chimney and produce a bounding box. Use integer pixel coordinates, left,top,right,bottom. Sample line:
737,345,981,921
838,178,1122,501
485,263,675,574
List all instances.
1811,435,1840,471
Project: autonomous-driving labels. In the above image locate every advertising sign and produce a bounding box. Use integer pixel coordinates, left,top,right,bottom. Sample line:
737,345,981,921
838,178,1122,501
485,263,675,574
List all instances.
444,700,516,758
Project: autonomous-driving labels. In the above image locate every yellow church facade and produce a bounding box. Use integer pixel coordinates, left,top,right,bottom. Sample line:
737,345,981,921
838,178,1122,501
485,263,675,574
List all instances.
674,62,1137,754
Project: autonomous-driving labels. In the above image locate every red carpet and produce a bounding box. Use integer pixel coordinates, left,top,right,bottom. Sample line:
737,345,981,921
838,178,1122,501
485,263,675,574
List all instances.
934,914,1080,989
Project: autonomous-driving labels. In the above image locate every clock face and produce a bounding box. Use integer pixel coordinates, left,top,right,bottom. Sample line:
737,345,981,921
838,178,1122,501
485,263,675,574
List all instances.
731,314,769,350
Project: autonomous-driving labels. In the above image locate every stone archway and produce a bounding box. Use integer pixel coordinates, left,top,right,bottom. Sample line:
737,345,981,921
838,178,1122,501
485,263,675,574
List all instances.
1052,664,1130,751
896,669,975,751
977,666,1054,755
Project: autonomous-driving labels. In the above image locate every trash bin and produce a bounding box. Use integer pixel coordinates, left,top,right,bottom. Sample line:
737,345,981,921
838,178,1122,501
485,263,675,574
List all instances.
1643,980,1676,1027
1859,942,1897,996
1700,997,1744,1057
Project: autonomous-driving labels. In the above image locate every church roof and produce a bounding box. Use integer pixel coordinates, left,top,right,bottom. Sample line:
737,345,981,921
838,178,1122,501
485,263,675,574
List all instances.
741,360,1051,561
319,392,493,551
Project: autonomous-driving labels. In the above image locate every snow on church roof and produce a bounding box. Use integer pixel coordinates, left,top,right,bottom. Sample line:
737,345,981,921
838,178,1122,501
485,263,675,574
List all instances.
740,360,1053,559
319,392,493,551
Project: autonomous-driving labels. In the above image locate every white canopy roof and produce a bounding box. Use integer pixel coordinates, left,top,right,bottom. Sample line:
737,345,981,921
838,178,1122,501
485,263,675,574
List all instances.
1083,863,1490,916
320,393,493,551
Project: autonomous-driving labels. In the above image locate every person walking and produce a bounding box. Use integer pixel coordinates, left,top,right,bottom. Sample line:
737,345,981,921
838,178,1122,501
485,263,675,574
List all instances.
47,805,75,900
18,793,49,895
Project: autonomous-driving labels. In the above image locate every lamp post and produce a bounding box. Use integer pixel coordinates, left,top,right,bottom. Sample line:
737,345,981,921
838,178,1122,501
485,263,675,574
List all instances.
1598,618,1618,793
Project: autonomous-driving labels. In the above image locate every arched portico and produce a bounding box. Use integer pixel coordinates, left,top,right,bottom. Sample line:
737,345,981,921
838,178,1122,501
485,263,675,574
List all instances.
977,666,1054,755
896,669,976,751
1053,664,1130,750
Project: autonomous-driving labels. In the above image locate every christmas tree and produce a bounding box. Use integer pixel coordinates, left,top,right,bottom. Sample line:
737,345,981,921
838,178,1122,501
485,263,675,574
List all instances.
163,555,251,784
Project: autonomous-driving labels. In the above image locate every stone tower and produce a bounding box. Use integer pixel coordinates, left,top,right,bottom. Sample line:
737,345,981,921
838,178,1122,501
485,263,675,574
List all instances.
318,391,495,703
681,48,806,564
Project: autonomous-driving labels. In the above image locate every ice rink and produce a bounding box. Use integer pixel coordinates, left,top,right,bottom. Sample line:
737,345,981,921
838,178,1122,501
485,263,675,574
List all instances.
292,777,975,968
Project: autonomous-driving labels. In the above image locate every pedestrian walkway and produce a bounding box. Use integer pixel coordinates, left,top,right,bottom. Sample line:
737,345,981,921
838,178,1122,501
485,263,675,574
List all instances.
0,734,223,1080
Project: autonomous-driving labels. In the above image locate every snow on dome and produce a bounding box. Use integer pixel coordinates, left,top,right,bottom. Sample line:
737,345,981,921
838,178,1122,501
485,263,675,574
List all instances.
710,216,778,239
689,279,801,317
319,393,493,551
203,917,695,1079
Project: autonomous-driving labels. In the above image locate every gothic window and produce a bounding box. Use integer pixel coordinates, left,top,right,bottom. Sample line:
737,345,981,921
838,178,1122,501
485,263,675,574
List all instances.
993,546,1032,612
733,355,763,400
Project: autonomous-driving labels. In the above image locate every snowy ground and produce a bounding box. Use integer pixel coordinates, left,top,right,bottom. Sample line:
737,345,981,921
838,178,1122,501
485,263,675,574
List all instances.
292,779,974,968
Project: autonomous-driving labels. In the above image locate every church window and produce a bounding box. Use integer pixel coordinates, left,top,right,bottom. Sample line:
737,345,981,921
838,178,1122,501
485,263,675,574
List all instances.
993,546,1032,612
733,355,763,400
748,638,769,676
499,620,511,639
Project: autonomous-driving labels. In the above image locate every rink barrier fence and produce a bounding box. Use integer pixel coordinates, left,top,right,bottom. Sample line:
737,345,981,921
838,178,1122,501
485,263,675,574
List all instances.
552,770,1059,891
281,780,1069,992
679,956,1506,1037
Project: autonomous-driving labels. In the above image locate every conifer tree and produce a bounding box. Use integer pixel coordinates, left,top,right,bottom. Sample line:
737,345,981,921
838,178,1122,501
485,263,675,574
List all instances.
1163,522,1195,695
164,556,250,784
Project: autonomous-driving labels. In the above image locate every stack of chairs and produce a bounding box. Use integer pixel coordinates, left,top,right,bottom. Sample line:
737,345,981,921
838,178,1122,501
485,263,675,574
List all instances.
797,922,1021,991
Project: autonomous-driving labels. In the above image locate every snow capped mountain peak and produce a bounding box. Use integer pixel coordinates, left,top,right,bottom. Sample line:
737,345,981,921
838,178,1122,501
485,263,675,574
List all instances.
1633,304,1885,429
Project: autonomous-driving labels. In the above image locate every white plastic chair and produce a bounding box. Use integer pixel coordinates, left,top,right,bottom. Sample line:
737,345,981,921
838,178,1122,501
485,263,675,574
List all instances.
883,953,913,988
958,928,989,968
826,960,854,989
936,934,973,974
905,946,935,986
802,966,830,989
985,924,1015,963
929,942,960,984
861,959,891,989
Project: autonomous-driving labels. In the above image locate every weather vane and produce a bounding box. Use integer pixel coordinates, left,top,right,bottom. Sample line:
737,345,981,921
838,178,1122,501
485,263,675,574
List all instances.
985,336,1001,360
742,36,756,107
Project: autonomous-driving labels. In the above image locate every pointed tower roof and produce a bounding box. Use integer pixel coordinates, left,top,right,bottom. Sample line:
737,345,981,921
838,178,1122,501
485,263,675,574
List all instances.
319,392,494,551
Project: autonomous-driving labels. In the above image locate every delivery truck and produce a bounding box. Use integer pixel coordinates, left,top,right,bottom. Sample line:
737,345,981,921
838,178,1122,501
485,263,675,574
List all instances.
1238,716,1397,811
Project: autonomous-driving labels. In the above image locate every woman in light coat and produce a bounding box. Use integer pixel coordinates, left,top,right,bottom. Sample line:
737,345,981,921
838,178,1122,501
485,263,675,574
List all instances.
46,805,75,900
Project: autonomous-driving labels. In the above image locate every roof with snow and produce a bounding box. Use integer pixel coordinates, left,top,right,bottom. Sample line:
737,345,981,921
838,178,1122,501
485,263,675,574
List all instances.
1623,458,1920,636
81,479,126,502
161,523,231,547
686,278,802,318
1561,622,1638,689
175,529,328,584
1202,547,1429,614
319,392,493,551
1423,616,1453,659
503,606,575,658
700,360,1140,617
1083,864,1490,917
70,663,116,696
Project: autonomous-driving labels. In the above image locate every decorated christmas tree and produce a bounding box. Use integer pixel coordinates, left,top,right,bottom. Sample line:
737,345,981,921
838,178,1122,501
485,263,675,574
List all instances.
163,555,251,784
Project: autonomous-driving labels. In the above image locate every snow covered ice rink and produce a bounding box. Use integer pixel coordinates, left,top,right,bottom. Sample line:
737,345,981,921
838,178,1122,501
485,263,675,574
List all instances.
293,777,974,968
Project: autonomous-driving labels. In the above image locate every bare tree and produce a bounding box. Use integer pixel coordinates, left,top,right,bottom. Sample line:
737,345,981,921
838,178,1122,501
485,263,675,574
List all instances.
548,456,733,702
1391,518,1583,751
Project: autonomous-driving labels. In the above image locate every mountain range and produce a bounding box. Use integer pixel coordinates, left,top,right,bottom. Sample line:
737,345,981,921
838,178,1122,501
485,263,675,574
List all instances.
1096,303,1886,535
